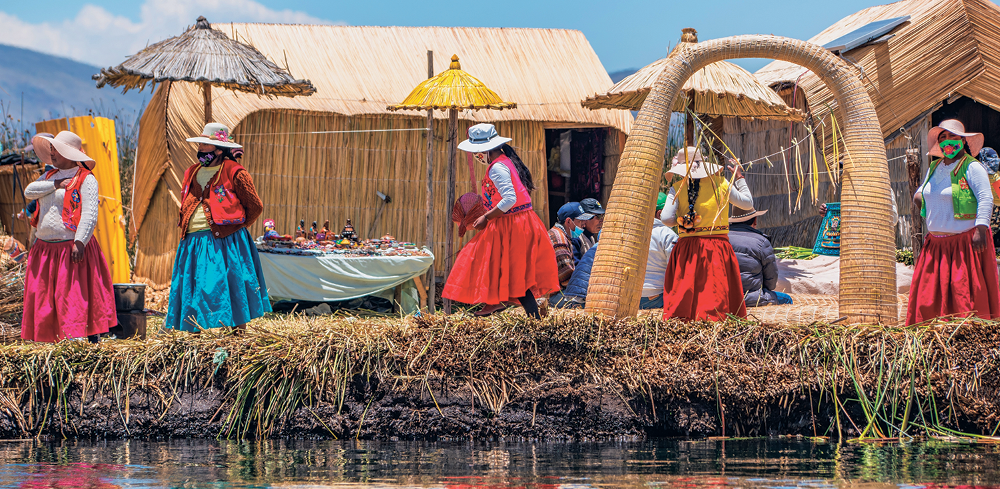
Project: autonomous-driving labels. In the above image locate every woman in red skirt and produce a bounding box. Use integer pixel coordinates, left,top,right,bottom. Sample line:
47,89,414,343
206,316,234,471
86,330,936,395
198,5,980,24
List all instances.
660,147,754,321
443,124,559,318
908,119,1000,325
21,131,116,342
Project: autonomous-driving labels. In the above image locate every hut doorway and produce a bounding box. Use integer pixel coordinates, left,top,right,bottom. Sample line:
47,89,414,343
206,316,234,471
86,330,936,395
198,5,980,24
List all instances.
933,96,1000,150
544,128,607,224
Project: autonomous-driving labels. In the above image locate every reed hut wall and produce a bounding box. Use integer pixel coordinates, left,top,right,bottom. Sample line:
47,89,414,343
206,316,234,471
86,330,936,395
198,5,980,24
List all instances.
0,165,41,246
129,24,632,286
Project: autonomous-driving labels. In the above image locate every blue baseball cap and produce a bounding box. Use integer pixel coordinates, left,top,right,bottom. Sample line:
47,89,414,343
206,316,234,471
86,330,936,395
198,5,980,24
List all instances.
556,202,594,223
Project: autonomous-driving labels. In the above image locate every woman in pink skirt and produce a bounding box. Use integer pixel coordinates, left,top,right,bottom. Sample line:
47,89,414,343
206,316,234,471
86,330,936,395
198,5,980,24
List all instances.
21,131,116,342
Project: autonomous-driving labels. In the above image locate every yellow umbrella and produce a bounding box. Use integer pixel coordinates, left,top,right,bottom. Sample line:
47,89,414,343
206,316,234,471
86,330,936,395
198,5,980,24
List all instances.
388,55,515,313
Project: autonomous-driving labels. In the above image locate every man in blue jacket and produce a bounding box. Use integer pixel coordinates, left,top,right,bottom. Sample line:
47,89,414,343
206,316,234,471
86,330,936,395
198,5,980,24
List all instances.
549,242,598,309
728,208,792,307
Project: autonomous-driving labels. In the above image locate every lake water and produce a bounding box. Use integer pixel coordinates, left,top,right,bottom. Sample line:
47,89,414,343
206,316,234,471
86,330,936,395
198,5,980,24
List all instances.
0,438,997,488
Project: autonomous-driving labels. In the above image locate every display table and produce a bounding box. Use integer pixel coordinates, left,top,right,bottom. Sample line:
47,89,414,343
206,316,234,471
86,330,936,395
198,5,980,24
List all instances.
257,249,434,314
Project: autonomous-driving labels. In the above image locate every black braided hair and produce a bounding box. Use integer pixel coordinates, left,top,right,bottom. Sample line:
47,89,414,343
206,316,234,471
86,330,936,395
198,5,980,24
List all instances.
684,178,701,225
500,144,535,192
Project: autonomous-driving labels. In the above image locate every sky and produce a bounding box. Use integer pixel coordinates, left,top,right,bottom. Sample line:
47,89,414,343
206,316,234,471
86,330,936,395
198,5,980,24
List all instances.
0,0,884,73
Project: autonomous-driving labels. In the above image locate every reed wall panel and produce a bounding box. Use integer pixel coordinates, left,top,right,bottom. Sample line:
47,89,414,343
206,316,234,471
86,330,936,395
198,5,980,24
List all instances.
133,109,554,285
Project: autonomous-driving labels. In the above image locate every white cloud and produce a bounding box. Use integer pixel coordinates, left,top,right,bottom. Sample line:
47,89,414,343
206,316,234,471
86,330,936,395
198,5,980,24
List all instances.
0,0,344,67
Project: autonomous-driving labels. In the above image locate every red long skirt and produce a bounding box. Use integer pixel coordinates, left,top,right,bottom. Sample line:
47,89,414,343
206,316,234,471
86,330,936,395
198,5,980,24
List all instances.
443,210,560,305
21,239,116,342
662,235,747,321
906,228,1000,325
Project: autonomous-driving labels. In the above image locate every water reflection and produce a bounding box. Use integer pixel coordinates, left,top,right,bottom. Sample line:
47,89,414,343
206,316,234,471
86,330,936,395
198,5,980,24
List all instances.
0,439,996,488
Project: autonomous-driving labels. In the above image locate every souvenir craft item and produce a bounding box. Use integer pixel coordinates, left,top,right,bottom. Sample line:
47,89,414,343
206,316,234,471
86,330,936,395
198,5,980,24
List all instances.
316,220,331,241
341,219,357,242
812,202,841,256
263,219,281,240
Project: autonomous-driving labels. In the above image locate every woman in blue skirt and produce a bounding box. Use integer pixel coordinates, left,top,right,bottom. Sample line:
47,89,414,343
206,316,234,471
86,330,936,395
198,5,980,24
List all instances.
165,123,271,332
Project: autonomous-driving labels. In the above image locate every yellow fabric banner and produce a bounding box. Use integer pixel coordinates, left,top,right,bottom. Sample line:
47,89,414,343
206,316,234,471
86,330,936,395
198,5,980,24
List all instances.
35,116,131,283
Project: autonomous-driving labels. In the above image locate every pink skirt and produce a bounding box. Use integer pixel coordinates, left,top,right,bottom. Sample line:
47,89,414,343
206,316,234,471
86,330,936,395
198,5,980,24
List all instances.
21,239,116,342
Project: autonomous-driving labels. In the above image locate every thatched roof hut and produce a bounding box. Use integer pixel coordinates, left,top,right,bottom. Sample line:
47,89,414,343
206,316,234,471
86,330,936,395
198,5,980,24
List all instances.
723,0,1000,248
131,24,633,286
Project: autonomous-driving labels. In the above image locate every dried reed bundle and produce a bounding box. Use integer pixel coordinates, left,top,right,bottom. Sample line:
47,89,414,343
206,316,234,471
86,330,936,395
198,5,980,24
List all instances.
0,228,25,332
0,313,997,441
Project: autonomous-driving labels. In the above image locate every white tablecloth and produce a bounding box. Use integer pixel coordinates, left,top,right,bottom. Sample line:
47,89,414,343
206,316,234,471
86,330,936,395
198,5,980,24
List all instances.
775,255,914,295
258,250,434,309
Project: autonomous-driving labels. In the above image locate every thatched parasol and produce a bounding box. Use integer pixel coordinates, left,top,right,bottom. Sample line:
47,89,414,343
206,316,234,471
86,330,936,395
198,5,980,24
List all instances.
583,28,802,143
94,16,316,123
388,54,515,313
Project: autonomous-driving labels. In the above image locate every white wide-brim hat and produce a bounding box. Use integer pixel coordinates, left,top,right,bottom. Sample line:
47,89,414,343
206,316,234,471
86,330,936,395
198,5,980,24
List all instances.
30,131,96,170
186,122,242,149
665,146,722,179
457,123,511,152
928,119,983,157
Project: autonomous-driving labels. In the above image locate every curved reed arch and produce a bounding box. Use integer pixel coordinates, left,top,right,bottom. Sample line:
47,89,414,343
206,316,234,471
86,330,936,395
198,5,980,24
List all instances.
586,35,897,324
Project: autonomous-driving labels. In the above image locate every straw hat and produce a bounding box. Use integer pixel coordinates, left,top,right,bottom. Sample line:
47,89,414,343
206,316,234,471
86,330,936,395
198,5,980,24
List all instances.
30,131,96,170
665,146,723,179
457,123,511,152
25,132,54,164
730,208,768,223
928,119,984,157
186,122,242,148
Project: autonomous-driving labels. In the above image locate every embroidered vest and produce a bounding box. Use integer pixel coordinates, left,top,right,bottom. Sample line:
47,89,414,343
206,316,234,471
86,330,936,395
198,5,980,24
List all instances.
674,174,731,237
920,154,978,220
181,159,247,226
30,167,92,231
482,155,532,214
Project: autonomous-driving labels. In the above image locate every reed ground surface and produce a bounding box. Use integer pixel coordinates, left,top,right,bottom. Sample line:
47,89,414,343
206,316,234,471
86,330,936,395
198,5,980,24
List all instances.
0,308,997,443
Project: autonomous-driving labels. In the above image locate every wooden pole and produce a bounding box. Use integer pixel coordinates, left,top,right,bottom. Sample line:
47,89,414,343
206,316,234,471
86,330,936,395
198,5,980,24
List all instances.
203,81,212,124
906,150,922,257
444,108,458,314
684,96,695,146
425,50,436,313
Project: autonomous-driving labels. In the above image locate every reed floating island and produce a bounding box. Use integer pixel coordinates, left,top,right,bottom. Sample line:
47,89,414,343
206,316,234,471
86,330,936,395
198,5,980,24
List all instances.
0,312,997,442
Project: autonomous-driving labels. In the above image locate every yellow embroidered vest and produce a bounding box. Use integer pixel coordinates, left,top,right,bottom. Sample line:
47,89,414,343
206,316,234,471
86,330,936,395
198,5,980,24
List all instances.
674,174,731,237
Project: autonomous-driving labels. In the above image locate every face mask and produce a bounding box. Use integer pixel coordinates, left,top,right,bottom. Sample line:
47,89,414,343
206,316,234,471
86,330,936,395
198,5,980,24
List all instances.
940,139,964,159
474,152,489,166
571,227,584,239
197,151,216,166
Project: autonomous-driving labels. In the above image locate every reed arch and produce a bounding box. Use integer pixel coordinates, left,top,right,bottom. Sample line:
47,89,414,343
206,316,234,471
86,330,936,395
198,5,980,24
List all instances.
585,35,896,324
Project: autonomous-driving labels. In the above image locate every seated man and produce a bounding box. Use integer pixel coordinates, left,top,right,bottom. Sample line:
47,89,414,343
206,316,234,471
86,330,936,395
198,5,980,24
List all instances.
729,208,792,307
549,243,597,309
640,192,678,309
548,202,595,287
574,198,604,261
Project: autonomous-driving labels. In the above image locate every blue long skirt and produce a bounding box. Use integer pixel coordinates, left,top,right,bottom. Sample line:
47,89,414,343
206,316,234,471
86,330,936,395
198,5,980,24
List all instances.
165,228,271,332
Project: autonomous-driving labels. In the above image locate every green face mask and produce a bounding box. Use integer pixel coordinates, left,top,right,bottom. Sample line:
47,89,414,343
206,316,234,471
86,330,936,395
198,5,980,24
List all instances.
940,139,964,159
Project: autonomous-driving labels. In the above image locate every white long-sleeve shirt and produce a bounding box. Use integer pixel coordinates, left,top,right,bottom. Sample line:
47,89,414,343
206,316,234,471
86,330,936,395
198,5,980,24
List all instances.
489,163,517,212
660,177,754,226
24,167,99,244
643,219,679,297
916,159,992,234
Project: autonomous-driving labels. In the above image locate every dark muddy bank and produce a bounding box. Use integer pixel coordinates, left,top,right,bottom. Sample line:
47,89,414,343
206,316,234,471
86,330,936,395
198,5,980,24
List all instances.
0,314,997,440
